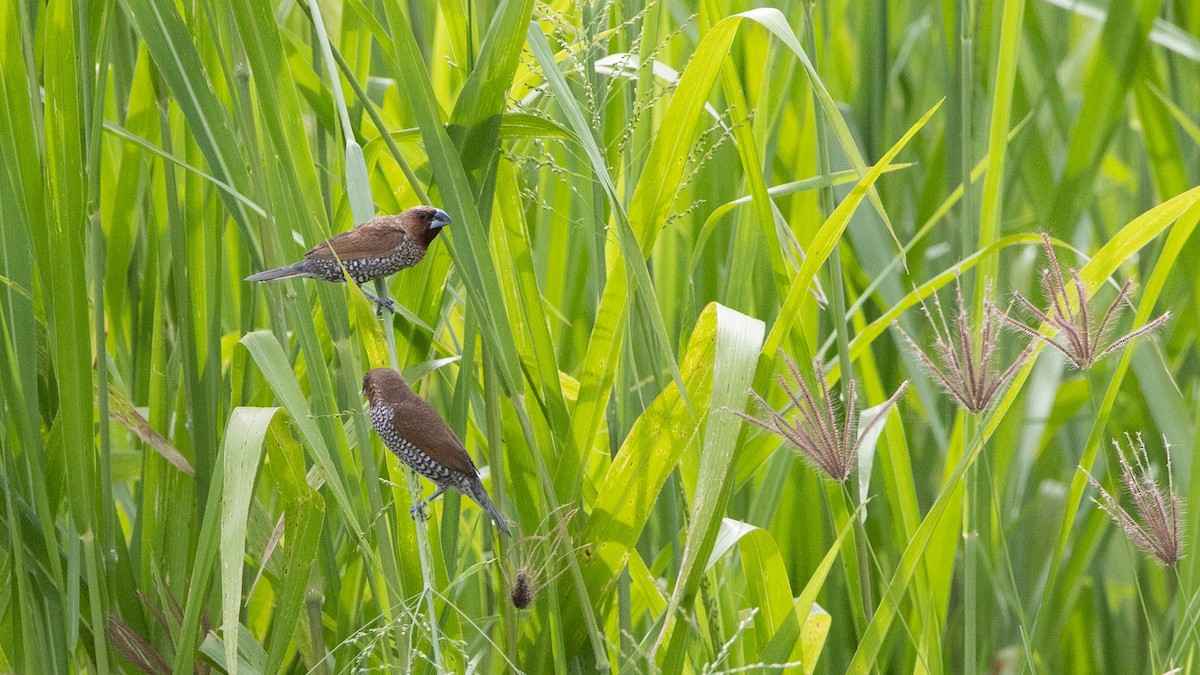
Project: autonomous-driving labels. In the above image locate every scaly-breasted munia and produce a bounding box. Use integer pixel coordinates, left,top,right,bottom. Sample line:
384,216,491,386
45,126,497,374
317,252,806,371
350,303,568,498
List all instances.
362,368,511,536
245,206,451,313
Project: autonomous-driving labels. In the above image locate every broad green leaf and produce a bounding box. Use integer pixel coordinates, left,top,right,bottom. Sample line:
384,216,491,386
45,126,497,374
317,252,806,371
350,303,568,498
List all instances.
220,407,276,675
655,305,764,657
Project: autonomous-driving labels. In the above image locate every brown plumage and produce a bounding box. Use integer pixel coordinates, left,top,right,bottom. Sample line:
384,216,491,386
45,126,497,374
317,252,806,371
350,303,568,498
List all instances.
245,206,451,312
362,368,511,536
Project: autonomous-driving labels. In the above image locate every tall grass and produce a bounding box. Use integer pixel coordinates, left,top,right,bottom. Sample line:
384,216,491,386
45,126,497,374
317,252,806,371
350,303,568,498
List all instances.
2,0,1199,672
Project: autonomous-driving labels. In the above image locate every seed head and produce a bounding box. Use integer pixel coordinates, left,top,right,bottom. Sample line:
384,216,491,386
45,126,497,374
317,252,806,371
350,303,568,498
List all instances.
1086,433,1184,567
731,354,906,483
502,505,579,610
1000,234,1169,370
894,277,1032,413
510,571,534,609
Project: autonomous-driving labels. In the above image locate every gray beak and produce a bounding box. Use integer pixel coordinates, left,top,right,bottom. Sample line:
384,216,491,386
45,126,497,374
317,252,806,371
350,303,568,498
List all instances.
431,209,452,228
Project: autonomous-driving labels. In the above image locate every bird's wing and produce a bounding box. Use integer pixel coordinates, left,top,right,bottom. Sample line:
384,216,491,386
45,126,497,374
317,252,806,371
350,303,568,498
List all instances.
391,400,479,476
305,221,407,261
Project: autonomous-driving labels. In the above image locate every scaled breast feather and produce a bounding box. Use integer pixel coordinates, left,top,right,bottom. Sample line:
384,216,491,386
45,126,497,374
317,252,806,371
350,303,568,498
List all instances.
391,400,479,476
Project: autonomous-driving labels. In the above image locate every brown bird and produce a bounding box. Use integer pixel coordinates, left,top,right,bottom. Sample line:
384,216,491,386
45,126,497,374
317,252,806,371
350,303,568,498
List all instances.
363,368,511,536
245,205,451,313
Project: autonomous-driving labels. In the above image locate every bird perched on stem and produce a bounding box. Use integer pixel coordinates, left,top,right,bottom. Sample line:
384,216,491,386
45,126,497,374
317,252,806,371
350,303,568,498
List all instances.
245,206,451,313
362,368,511,536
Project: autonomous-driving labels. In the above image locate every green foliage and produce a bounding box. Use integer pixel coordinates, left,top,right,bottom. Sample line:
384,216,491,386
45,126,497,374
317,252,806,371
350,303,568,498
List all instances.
2,0,1199,672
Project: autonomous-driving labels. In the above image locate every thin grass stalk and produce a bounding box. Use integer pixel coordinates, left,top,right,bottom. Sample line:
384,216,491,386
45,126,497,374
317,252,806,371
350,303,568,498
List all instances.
511,401,610,671
304,0,368,223
1127,541,1164,670
81,529,111,674
303,0,440,666
962,410,978,673
278,8,412,669
804,0,874,626
482,353,520,666
84,15,120,666
854,494,939,675
958,0,975,265
958,0,979,668
306,586,331,675
978,447,1037,668
1026,346,1111,652
843,482,876,625
326,41,430,205
1169,566,1200,664
376,283,444,673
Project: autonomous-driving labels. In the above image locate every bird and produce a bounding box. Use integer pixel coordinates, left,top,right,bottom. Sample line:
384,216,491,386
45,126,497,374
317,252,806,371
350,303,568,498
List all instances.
362,367,511,536
245,205,452,313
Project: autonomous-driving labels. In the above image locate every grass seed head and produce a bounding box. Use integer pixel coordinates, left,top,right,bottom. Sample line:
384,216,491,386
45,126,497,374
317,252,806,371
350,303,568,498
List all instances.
503,505,579,610
510,571,534,610
1000,234,1169,369
731,353,906,483
895,276,1032,413
1086,433,1184,567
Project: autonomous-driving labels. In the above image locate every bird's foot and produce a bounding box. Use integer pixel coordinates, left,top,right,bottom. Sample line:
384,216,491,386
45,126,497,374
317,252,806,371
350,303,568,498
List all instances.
359,288,398,316
409,503,429,522
374,296,397,316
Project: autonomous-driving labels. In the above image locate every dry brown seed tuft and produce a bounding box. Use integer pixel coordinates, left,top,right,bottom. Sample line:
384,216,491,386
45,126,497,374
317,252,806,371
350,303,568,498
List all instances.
502,505,579,610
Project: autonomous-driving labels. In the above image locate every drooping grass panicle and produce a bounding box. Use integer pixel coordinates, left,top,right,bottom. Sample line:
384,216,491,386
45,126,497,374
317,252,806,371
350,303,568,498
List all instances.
894,277,1032,413
1000,234,1170,369
731,354,907,483
1085,433,1184,567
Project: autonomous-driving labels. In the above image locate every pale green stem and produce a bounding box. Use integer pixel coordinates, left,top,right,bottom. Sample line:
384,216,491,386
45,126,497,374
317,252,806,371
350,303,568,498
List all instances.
959,0,979,670
305,0,442,663
375,278,444,672
963,410,978,673
1170,566,1200,665
844,481,875,626
805,0,873,625
327,42,431,206
511,401,611,671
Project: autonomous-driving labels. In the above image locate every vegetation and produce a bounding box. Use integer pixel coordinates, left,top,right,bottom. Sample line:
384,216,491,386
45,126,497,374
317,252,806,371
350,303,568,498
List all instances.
2,0,1199,672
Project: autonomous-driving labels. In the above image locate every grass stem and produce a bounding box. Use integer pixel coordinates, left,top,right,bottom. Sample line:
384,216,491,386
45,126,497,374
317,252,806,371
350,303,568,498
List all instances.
805,0,875,626
374,278,445,671
963,410,978,673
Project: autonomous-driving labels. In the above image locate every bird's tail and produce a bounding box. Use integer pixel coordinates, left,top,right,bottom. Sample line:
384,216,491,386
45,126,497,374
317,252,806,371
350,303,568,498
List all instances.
467,482,512,536
245,261,310,282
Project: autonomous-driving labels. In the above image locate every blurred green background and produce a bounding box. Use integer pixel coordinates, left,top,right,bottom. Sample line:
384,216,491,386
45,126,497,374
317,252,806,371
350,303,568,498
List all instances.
2,0,1199,672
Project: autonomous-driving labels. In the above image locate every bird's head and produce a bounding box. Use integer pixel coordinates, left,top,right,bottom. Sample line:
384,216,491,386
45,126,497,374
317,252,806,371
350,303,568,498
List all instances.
393,205,452,245
362,367,412,405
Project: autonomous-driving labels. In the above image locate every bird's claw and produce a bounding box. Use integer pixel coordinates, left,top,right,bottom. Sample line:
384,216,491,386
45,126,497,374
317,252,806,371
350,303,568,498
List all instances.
409,503,428,521
374,296,397,317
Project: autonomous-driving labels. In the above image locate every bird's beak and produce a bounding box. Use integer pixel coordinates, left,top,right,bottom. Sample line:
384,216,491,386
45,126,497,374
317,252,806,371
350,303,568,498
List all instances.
431,209,452,228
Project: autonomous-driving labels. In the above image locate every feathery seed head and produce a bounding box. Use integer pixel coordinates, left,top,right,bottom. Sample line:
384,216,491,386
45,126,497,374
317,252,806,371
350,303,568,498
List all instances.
732,354,907,483
1086,433,1184,567
1000,234,1169,370
895,277,1032,413
503,505,579,610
